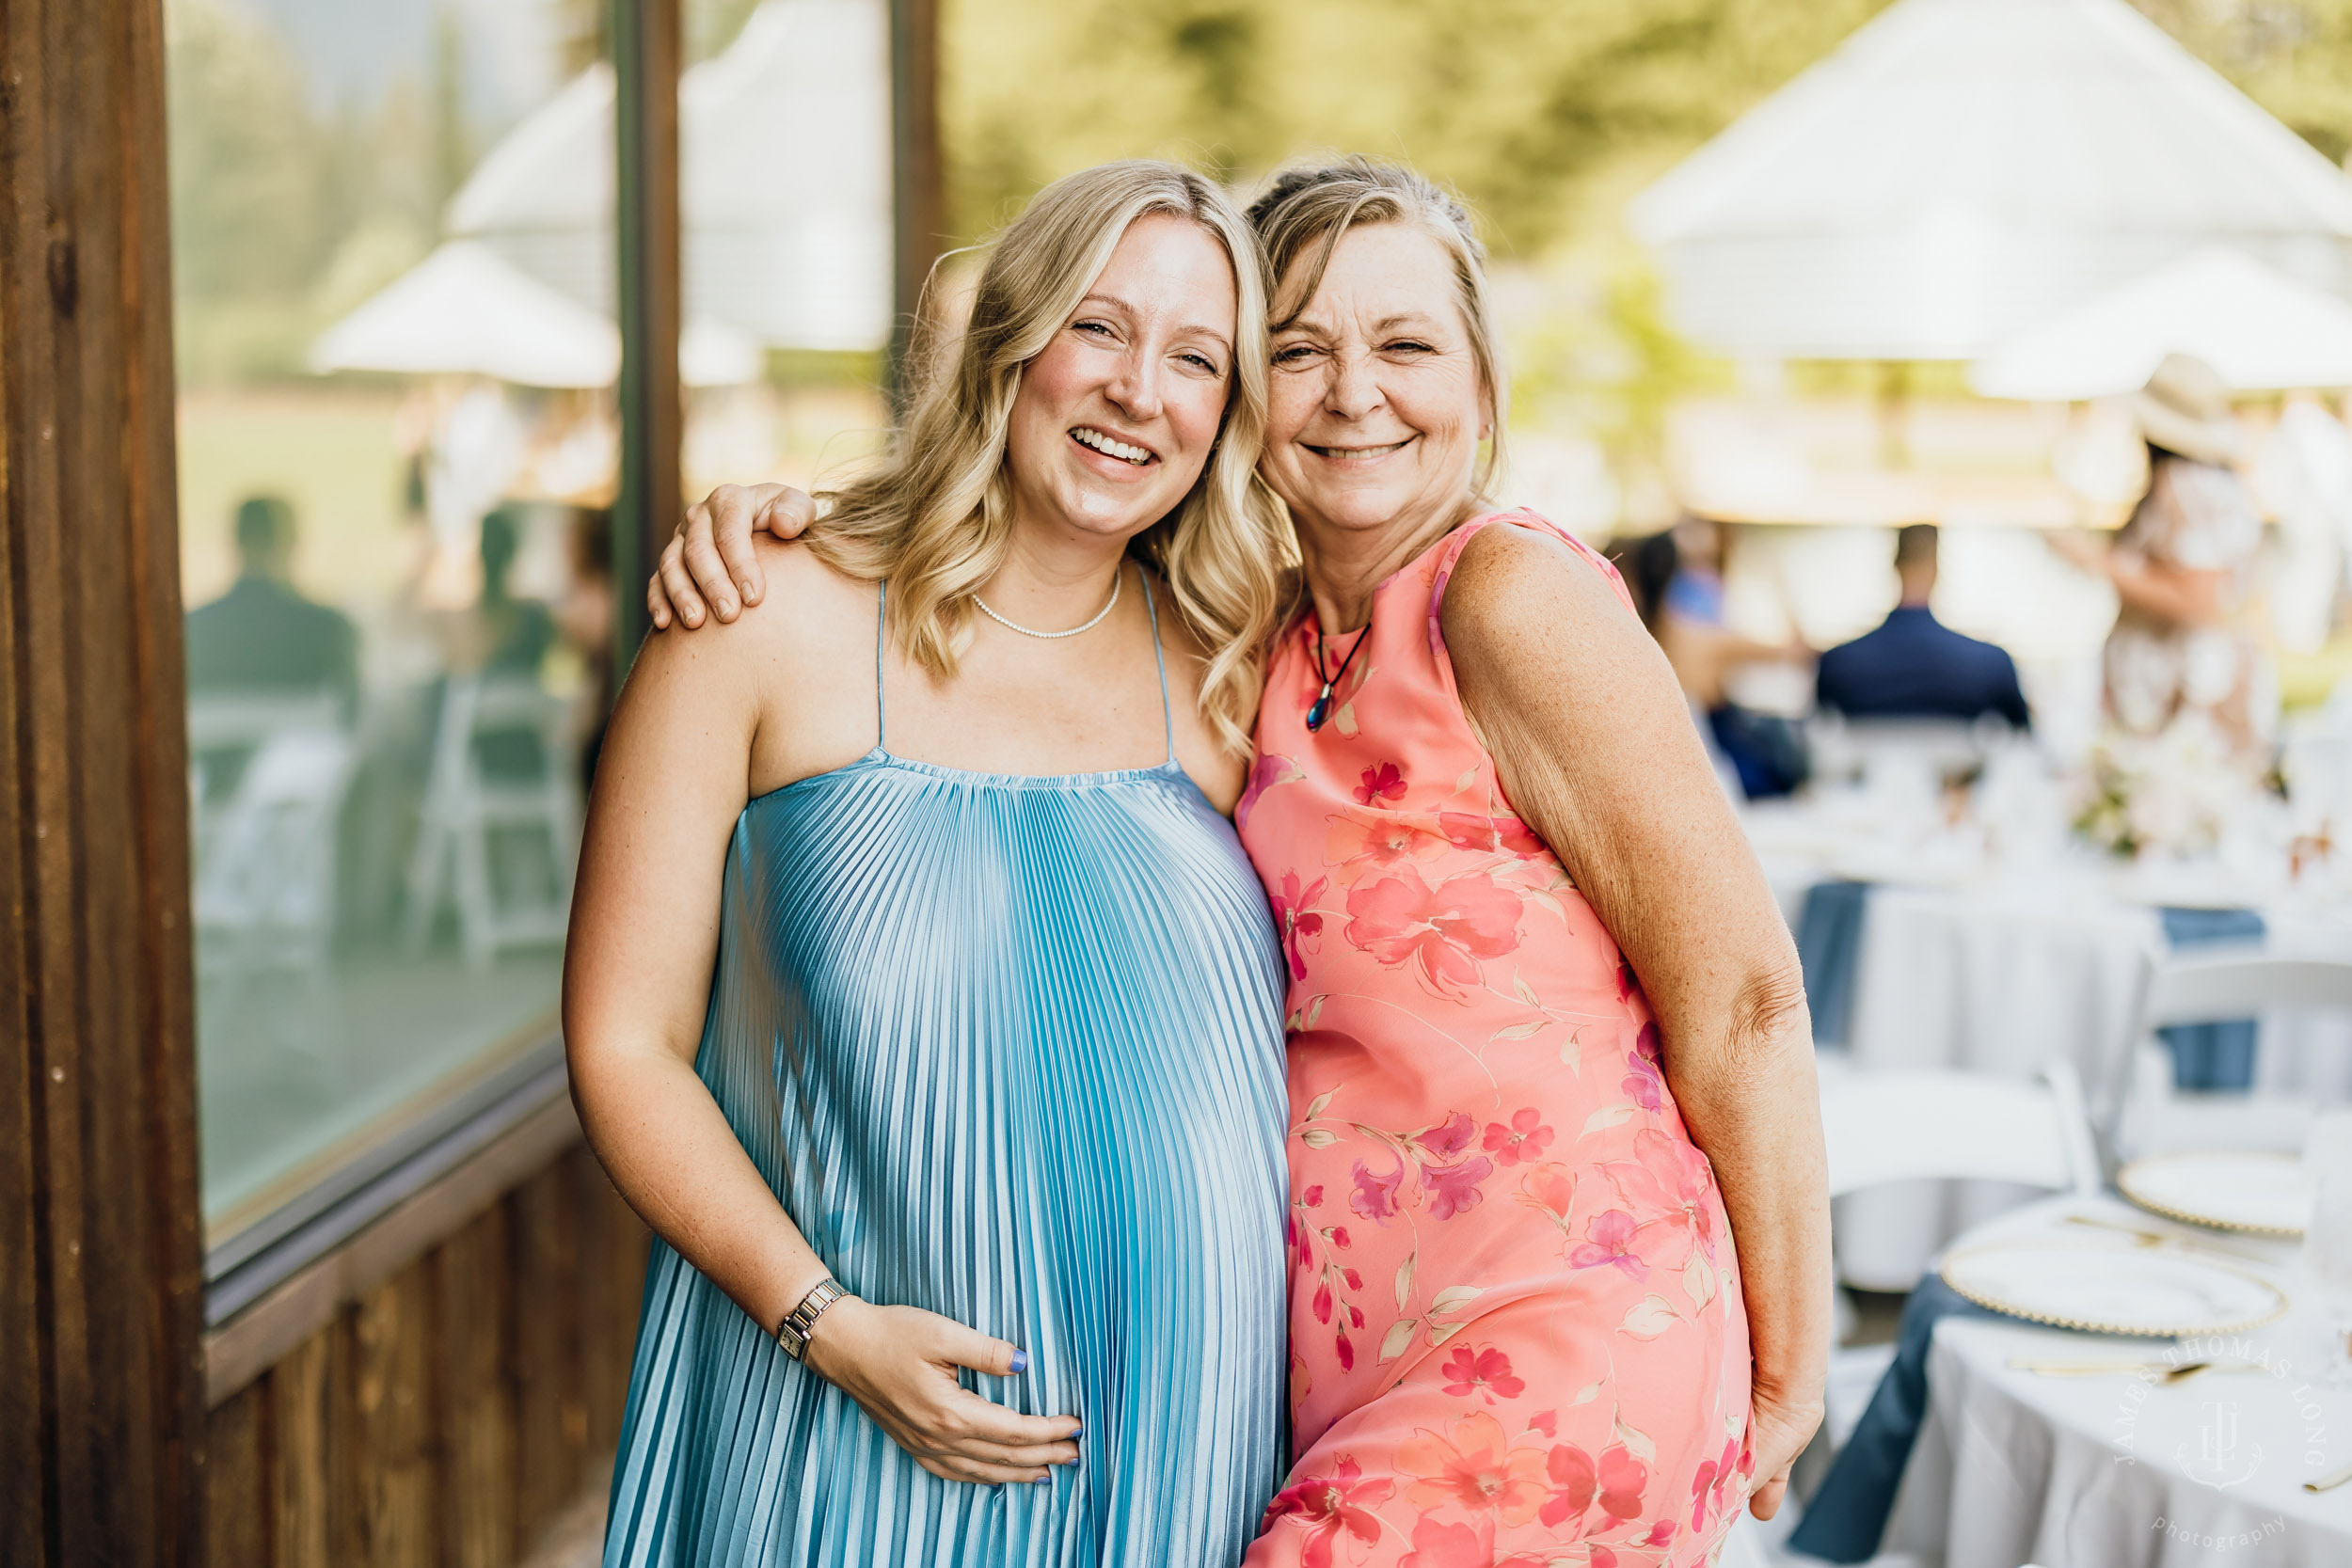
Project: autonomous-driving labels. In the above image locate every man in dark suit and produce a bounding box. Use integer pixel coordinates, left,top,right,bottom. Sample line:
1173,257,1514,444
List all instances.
184,495,358,709
1815,524,2029,728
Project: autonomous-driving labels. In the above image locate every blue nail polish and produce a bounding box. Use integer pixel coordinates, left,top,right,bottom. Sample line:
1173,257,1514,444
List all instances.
1070,1426,1083,1440
1009,1348,1028,1375
1032,1474,1051,1486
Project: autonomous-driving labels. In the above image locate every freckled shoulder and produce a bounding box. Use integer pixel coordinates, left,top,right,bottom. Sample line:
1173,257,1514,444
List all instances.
1438,521,1641,669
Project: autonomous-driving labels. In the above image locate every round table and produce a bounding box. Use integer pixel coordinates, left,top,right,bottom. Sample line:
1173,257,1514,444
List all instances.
1746,797,2352,1288
1882,1196,2352,1567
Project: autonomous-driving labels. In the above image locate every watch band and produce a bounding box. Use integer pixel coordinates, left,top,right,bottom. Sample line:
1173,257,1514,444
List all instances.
775,1277,849,1360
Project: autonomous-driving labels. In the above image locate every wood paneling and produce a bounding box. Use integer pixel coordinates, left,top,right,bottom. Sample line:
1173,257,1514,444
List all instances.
0,0,206,1562
199,1143,645,1568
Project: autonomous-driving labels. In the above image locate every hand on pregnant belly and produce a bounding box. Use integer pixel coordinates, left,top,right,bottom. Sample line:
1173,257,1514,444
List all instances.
804,1297,1084,1486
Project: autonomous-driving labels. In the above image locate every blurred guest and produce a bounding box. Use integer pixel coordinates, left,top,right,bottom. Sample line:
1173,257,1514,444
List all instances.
444,503,556,678
1635,515,1811,797
1817,524,2028,727
552,508,615,784
2049,354,2265,750
184,495,358,711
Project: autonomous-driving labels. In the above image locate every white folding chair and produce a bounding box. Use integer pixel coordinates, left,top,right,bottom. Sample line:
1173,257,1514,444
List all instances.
1814,1060,2099,1449
404,674,581,971
186,690,343,863
2108,953,2352,1162
193,726,356,986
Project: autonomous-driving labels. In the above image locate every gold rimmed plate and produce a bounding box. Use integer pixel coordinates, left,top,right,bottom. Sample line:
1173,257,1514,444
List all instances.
1940,1239,2287,1338
2118,1150,2311,1238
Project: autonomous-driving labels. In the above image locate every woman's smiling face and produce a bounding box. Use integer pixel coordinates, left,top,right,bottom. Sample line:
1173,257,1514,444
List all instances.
1003,211,1239,545
1260,221,1488,547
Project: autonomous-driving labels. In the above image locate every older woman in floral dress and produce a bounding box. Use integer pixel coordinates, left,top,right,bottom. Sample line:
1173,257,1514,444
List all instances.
653,158,1829,1567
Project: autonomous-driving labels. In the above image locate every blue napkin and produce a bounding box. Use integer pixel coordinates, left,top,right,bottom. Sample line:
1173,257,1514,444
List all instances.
1785,1275,1998,1563
1796,880,1872,1050
2157,907,2265,1090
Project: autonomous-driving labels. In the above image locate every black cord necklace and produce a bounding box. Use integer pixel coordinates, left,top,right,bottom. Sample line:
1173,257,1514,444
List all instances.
1307,618,1372,732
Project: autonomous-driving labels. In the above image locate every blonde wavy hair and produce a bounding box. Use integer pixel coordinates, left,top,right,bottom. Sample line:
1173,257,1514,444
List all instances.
1247,155,1508,503
808,160,1292,754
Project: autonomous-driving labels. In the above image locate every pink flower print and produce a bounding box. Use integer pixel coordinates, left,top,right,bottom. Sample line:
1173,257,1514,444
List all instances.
1312,1281,1334,1324
1398,1412,1550,1525
1515,1164,1576,1230
1481,1108,1555,1167
1261,1454,1393,1568
1425,1155,1494,1220
1621,1055,1662,1113
1597,1445,1649,1520
1642,1519,1677,1548
1236,752,1302,834
1335,1329,1355,1370
1539,1443,1595,1528
1546,1441,1647,1527
1303,1184,1325,1208
1416,1110,1478,1160
1621,1025,1665,1112
1438,813,1549,860
1350,1158,1404,1222
1396,1518,1547,1568
1343,1267,1362,1291
1690,1434,1741,1532
1289,1212,1313,1267
1344,868,1523,995
1601,1128,1719,1259
1439,1344,1526,1402
1526,1409,1557,1438
1330,1227,1353,1250
1352,761,1407,807
1567,1209,1648,1280
1270,871,1327,983
1326,812,1449,874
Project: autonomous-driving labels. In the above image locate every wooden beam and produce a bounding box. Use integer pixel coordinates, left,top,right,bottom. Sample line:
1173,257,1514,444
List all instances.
888,0,945,405
0,0,207,1562
612,0,685,657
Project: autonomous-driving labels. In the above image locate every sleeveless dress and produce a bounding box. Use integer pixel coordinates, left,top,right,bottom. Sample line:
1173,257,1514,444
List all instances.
603,574,1290,1567
1236,513,1754,1568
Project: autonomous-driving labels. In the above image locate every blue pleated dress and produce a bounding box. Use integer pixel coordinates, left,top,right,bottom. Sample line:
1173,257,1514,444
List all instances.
602,575,1290,1567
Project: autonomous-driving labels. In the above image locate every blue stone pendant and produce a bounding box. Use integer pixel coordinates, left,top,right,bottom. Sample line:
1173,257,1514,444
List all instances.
1306,683,1333,731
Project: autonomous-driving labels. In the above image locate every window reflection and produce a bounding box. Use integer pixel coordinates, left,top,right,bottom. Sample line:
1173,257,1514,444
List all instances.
171,0,614,1240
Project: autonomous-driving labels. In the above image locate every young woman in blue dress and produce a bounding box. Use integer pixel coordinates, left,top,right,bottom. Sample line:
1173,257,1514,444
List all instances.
564,161,1295,1564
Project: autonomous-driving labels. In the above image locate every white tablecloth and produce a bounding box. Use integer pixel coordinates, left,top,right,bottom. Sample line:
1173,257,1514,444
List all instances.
1749,819,2352,1287
1882,1197,2352,1568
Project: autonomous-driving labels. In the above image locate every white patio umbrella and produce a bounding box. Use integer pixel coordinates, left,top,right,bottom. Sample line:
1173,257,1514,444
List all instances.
444,0,891,353
312,242,765,388
310,241,616,387
1629,0,2352,361
1971,246,2352,400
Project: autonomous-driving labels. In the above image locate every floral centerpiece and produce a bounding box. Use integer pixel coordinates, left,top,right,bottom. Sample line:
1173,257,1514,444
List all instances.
2073,713,2260,859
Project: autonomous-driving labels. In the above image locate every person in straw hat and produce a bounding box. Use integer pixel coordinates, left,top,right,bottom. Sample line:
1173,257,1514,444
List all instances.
2049,352,2266,751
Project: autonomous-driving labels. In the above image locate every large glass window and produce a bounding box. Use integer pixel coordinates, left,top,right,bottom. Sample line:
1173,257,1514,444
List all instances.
678,0,892,512
169,0,620,1250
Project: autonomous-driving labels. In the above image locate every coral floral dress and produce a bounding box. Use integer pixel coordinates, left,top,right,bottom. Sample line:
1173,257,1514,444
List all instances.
1236,512,1753,1568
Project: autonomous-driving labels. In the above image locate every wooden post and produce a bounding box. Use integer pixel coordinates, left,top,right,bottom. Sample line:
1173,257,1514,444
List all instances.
0,0,208,1562
612,0,686,658
888,0,945,408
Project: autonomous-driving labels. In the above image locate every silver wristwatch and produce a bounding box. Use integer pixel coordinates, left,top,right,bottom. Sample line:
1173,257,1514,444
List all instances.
775,1277,850,1360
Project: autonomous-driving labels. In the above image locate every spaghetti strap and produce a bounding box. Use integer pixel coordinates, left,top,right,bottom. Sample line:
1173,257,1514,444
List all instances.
874,580,888,751
1139,567,1174,765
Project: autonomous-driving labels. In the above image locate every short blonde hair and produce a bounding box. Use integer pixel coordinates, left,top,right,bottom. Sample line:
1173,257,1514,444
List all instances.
809,160,1291,753
1247,156,1507,501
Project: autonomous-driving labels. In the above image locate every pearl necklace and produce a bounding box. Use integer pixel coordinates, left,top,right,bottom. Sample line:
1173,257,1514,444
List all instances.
973,568,1122,640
